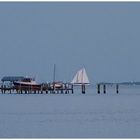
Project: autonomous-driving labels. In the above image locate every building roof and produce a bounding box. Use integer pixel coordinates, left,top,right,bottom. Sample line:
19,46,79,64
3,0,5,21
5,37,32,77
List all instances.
1,76,25,82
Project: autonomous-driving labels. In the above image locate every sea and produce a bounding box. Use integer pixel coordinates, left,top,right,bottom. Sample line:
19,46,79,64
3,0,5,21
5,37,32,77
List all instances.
0,84,140,138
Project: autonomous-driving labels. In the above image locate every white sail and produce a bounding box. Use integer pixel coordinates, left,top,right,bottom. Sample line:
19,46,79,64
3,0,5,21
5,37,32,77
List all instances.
71,68,90,85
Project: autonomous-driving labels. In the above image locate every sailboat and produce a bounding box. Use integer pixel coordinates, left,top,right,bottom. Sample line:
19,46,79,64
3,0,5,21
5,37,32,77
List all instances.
51,64,63,89
71,68,90,85
71,68,90,93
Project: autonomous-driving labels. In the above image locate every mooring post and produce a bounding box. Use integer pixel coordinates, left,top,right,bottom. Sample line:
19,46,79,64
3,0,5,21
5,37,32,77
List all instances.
97,84,100,94
116,84,119,94
103,84,106,94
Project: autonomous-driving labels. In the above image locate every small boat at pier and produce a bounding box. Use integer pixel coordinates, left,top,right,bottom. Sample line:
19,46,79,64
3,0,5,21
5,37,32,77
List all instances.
50,81,63,89
13,77,41,90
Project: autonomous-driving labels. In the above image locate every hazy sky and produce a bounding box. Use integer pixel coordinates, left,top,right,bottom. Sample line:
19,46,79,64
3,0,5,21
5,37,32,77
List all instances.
0,2,140,83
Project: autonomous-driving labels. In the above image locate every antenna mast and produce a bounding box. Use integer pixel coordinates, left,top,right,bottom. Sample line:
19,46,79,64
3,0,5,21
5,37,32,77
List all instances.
53,64,56,83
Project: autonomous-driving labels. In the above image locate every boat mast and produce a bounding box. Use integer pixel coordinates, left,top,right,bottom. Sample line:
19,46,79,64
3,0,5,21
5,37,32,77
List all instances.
53,64,56,83
53,64,56,90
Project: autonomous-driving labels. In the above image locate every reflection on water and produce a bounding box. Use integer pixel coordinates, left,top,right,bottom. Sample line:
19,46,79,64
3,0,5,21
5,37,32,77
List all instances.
0,85,140,138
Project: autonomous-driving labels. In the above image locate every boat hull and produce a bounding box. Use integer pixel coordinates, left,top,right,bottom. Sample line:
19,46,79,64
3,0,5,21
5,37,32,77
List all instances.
13,82,41,90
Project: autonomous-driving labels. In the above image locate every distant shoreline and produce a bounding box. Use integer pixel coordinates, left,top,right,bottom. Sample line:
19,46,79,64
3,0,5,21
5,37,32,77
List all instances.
98,82,140,86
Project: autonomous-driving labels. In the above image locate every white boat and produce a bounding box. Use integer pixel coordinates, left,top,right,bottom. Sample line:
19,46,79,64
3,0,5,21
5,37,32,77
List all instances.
71,68,90,85
50,81,63,89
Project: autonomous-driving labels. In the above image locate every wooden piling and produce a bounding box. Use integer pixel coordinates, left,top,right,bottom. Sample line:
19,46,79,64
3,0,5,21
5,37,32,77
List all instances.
61,89,63,94
41,89,43,94
116,84,119,94
103,84,106,94
97,84,100,94
71,84,74,94
45,88,48,94
82,84,85,94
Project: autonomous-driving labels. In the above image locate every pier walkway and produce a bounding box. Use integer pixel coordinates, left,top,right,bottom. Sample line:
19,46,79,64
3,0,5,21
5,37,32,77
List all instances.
0,83,74,94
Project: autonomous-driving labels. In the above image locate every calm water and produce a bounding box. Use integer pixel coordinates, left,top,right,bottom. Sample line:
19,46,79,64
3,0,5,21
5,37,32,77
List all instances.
0,85,140,138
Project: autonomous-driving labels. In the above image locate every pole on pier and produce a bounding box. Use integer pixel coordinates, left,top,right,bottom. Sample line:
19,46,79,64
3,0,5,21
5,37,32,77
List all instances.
116,84,119,94
97,84,100,94
103,84,106,94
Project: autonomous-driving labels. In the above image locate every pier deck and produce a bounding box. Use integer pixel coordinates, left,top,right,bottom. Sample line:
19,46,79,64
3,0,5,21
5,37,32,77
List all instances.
0,83,74,94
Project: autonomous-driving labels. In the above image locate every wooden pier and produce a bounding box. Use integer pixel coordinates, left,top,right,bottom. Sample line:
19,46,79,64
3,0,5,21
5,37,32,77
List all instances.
97,83,120,94
0,83,74,94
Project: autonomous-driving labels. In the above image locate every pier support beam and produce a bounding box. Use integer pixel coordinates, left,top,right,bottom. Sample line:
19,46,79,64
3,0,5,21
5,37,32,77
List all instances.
97,84,100,94
71,85,74,94
103,84,106,94
72,89,74,94
46,90,48,94
82,84,85,94
116,84,119,94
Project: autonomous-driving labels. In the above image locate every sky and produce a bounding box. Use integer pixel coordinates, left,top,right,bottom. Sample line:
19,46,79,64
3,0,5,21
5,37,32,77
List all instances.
0,2,140,83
